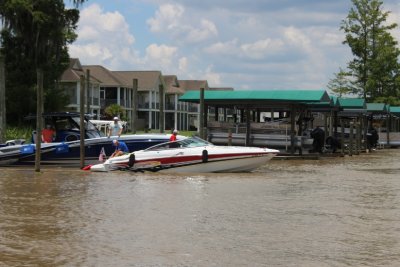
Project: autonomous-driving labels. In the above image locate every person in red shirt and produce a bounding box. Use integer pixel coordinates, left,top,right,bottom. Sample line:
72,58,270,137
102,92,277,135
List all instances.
42,124,56,143
169,129,178,141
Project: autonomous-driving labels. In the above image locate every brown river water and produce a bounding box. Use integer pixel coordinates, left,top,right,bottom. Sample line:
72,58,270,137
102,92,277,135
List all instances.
1,149,400,267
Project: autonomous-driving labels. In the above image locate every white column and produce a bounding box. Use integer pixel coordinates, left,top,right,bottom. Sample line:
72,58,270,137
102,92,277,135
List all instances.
148,91,152,129
117,87,121,105
77,81,81,109
174,94,178,130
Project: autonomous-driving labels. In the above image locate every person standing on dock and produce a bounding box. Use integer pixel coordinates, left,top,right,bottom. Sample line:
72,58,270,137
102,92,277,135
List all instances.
108,117,123,138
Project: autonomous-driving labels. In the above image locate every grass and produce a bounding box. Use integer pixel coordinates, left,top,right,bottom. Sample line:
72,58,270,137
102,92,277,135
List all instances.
5,126,33,143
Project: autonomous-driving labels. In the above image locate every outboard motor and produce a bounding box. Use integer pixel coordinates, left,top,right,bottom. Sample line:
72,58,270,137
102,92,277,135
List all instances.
325,135,340,153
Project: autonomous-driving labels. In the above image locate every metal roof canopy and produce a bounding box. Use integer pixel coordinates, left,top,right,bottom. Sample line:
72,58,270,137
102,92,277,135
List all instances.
390,106,400,117
338,98,366,109
179,90,331,109
366,103,388,114
337,98,367,117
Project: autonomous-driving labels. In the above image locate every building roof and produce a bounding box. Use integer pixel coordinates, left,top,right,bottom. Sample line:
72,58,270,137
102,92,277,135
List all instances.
179,90,331,108
209,87,234,91
389,106,400,116
83,65,124,87
337,98,366,109
367,103,388,113
60,59,100,83
113,71,164,91
163,75,185,94
178,80,209,91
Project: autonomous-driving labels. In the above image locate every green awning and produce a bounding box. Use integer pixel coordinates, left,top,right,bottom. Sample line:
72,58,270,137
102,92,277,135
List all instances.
390,106,400,116
179,90,331,104
338,98,366,109
367,103,388,113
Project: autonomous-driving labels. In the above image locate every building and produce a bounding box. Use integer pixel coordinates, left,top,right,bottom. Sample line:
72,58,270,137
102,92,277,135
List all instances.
59,58,230,132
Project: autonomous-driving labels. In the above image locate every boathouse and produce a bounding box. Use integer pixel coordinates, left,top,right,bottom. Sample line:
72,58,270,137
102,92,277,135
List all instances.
179,90,400,155
179,89,332,155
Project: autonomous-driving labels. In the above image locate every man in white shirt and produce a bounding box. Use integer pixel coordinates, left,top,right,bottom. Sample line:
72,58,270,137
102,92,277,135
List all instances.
108,117,123,138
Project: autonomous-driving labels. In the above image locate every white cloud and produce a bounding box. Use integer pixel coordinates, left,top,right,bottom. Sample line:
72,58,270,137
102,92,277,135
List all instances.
145,43,178,68
69,4,138,69
147,4,184,32
69,1,400,91
78,4,134,44
203,39,239,55
203,65,222,86
240,39,284,59
147,4,218,44
69,43,112,62
185,19,218,43
178,57,188,72
283,26,311,50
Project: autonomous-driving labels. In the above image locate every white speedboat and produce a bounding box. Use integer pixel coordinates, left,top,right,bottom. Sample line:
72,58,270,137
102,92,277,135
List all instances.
90,137,279,173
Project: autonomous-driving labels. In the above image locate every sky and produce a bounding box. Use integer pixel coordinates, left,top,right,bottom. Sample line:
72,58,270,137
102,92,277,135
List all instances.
67,0,400,91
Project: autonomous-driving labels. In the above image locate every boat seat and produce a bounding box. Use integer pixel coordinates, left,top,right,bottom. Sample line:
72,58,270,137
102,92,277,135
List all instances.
31,130,37,144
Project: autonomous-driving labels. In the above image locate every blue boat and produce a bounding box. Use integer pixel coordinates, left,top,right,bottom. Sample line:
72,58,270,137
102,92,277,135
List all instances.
0,112,181,166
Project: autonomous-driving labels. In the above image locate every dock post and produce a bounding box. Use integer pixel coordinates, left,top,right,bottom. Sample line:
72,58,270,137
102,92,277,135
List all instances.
131,79,138,133
0,52,5,144
340,119,345,156
290,106,296,155
79,75,85,169
245,107,251,146
159,84,164,133
386,114,391,147
228,128,232,146
34,69,44,172
199,88,204,139
355,122,360,155
349,121,354,156
86,69,90,114
204,127,209,141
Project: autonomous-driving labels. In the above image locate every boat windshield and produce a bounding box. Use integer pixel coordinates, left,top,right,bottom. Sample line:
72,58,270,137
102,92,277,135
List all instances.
144,137,211,151
69,117,104,133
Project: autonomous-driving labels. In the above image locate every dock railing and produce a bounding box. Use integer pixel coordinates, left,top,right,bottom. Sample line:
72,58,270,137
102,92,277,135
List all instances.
207,121,313,152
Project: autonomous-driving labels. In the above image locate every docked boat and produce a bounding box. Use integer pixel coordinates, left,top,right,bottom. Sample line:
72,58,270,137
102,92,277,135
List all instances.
0,112,184,166
90,137,279,173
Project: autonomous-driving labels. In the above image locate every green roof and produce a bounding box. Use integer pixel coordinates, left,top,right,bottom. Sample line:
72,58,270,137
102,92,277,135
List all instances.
338,98,366,109
179,90,330,103
367,103,387,113
390,106,400,115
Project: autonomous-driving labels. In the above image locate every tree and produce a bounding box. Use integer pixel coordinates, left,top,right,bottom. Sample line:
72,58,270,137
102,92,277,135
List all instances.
0,0,85,125
105,104,127,121
327,68,355,97
340,0,400,101
1,0,86,170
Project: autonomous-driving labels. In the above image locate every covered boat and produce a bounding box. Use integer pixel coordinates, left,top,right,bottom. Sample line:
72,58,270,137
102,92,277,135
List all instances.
90,137,279,173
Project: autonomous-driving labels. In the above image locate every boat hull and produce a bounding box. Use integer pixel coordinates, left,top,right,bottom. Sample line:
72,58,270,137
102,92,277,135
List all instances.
159,154,275,173
90,138,278,173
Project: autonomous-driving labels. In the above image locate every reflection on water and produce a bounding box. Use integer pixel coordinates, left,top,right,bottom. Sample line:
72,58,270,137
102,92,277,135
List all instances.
1,149,400,266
